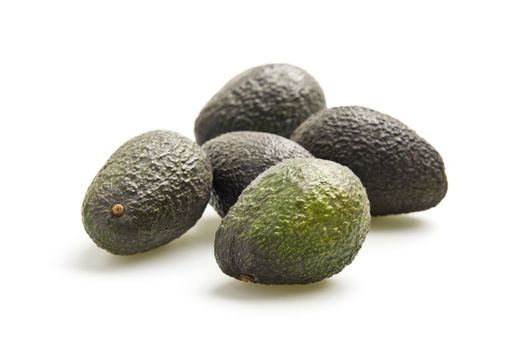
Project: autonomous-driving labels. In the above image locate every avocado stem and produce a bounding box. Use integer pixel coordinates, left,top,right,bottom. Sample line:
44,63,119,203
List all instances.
111,203,125,217
238,274,254,283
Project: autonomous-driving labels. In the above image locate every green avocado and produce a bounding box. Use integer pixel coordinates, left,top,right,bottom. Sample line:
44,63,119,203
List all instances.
194,64,326,145
82,130,212,255
291,106,448,215
214,158,370,285
202,131,313,217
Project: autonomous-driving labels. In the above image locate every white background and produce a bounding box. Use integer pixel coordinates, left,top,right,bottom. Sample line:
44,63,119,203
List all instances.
1,1,524,349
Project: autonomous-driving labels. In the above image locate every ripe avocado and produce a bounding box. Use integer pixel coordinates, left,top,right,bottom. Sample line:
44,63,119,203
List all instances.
290,106,448,215
214,158,370,285
82,130,213,255
202,131,313,217
194,64,326,145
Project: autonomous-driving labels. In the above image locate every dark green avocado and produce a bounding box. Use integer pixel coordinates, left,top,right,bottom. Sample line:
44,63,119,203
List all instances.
290,106,448,215
215,158,370,285
194,64,326,145
202,131,313,217
82,130,212,255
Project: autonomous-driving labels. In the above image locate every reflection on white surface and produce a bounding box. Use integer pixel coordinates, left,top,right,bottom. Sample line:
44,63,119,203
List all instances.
210,278,346,301
370,214,429,233
72,213,221,273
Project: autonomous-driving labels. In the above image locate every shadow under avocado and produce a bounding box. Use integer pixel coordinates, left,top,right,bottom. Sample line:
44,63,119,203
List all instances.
73,214,221,272
370,215,429,233
210,278,345,301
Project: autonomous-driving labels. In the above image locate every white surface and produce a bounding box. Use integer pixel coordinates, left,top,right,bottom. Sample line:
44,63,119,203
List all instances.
0,1,524,349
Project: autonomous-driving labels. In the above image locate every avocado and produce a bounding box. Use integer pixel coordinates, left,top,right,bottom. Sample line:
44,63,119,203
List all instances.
194,64,326,145
82,130,212,255
202,131,313,217
214,158,370,285
290,106,448,215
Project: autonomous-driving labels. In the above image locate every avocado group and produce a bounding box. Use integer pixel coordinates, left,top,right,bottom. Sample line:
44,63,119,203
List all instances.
202,131,313,217
80,61,448,289
214,158,371,285
82,130,212,255
291,106,448,215
194,64,326,145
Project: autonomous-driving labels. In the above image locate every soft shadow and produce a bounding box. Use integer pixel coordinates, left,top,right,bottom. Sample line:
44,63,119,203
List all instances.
370,215,429,233
210,278,344,301
72,214,221,272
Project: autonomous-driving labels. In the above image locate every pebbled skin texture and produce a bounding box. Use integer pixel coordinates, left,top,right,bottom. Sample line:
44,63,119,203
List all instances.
290,106,448,215
215,158,370,285
82,130,212,255
202,131,313,217
194,64,326,145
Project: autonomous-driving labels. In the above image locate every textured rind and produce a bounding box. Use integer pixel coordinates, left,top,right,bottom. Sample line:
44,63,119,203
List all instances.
194,64,326,145
202,131,313,217
81,130,213,255
290,106,448,215
215,158,371,285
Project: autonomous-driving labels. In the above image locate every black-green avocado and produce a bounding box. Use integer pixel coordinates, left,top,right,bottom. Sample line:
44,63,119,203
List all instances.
194,63,326,145
290,106,448,215
82,130,213,255
202,131,313,217
214,158,370,285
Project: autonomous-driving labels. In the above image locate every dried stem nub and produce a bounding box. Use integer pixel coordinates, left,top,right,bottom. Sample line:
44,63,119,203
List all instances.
111,203,125,217
238,274,254,283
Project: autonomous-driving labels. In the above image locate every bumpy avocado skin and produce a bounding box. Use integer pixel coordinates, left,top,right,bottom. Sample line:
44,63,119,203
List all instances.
290,106,448,216
202,131,313,217
194,64,326,145
82,130,213,255
215,158,370,285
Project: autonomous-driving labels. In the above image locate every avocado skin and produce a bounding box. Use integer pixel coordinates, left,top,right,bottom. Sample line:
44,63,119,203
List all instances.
202,131,313,217
82,130,212,255
194,64,326,145
215,158,370,285
290,106,448,215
